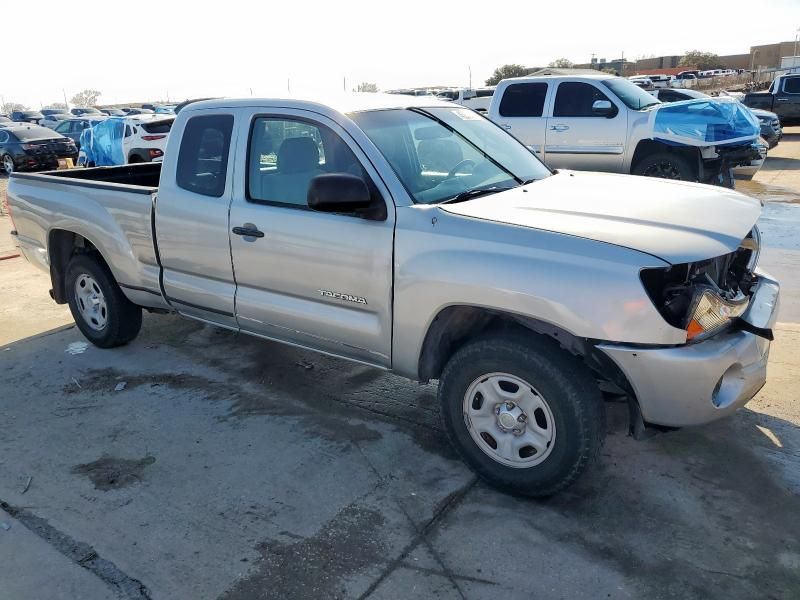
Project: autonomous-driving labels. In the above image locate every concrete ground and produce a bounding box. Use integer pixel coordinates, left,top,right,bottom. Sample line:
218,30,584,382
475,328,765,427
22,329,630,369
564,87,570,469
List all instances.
0,132,799,600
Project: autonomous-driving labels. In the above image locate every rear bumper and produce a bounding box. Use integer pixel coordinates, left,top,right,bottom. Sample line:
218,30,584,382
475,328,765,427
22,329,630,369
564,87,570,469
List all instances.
597,272,780,427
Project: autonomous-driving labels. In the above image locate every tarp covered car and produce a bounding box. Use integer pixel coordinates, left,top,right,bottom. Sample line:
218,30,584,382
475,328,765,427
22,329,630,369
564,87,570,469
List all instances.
78,118,125,166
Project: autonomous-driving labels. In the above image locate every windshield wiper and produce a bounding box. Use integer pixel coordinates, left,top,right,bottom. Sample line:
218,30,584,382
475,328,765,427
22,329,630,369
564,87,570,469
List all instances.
439,186,510,204
410,108,524,185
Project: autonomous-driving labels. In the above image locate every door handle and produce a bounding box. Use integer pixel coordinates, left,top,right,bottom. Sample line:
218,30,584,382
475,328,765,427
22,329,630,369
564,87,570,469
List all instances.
776,98,788,102
232,224,265,238
549,124,570,132
501,124,512,130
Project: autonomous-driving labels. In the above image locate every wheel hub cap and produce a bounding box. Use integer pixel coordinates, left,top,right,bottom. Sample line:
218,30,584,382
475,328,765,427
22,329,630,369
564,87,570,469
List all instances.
74,274,108,331
463,373,556,468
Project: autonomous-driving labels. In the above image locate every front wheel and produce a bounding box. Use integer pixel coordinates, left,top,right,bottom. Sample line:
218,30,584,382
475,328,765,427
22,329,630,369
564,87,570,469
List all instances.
632,152,695,181
439,334,605,497
66,254,142,348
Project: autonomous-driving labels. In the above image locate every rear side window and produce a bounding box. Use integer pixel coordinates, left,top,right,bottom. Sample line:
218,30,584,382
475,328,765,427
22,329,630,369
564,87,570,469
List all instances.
142,120,174,134
499,83,548,117
554,82,614,117
176,115,233,198
784,77,800,94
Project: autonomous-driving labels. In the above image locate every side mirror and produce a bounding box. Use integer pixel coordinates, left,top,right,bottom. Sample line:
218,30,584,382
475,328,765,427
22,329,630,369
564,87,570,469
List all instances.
307,173,372,214
592,100,616,117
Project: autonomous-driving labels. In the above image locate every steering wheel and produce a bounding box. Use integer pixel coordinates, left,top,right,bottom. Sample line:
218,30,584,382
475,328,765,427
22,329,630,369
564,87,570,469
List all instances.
446,159,477,179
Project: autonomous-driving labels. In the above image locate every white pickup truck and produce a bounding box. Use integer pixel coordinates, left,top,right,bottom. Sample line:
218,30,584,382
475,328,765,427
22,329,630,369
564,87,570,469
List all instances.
6,94,779,496
488,73,761,187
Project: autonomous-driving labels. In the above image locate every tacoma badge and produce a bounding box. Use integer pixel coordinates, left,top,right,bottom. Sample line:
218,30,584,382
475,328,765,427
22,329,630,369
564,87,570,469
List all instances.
318,289,368,305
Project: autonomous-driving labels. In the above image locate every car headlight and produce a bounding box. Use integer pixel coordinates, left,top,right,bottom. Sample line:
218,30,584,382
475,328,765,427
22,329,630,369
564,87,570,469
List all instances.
686,287,749,340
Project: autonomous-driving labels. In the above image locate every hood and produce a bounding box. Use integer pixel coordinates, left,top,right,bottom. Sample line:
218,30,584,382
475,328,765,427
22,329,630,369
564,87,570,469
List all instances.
439,171,761,265
750,108,778,119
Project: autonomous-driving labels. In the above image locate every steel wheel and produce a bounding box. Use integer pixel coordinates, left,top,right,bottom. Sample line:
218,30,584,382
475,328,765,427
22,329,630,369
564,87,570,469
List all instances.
74,274,108,331
2,155,14,175
463,372,556,468
642,160,681,179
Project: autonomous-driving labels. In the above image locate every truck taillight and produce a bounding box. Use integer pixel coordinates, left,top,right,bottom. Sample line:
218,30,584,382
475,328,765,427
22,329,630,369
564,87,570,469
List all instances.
148,149,164,158
141,135,166,141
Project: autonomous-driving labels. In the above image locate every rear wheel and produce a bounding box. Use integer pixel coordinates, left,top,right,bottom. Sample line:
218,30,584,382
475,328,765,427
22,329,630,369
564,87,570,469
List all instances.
66,254,142,348
632,152,695,181
2,154,14,175
438,333,605,497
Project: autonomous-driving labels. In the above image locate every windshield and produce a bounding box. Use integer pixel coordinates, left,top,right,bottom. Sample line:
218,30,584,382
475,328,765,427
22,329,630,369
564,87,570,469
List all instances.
602,78,661,110
351,107,551,204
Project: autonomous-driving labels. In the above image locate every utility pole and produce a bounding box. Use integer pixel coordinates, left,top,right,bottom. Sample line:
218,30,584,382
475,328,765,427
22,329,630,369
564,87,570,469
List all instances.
287,78,291,94
62,88,69,110
794,27,799,69
344,77,346,92
468,66,472,88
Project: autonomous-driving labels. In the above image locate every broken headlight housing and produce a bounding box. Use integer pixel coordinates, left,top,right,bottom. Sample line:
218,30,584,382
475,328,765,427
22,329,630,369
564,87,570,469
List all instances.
640,227,759,342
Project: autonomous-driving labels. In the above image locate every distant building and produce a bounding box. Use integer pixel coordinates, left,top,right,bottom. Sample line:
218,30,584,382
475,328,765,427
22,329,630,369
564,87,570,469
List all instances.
572,57,635,76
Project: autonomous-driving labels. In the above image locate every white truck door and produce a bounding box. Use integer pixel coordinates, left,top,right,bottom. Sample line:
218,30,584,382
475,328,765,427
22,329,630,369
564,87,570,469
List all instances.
545,81,625,172
491,82,550,159
228,109,395,368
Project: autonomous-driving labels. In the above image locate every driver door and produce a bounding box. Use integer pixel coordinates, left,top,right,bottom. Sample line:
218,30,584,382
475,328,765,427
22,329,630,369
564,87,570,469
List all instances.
229,109,395,367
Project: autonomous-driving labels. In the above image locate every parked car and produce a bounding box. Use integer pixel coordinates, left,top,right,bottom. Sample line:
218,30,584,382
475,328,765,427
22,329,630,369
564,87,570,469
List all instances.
53,117,108,149
41,108,67,117
154,105,177,114
39,113,72,129
0,125,77,174
488,74,761,187
435,87,495,113
124,116,174,162
141,103,156,111
628,76,654,90
651,88,782,148
99,108,127,116
0,116,11,126
644,74,673,89
70,107,103,117
7,94,779,497
11,110,45,123
124,108,154,115
78,115,173,165
174,98,216,114
743,74,800,126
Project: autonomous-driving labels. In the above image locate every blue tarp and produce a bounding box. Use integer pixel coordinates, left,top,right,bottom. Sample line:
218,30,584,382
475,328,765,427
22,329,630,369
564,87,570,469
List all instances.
650,97,759,147
79,118,125,166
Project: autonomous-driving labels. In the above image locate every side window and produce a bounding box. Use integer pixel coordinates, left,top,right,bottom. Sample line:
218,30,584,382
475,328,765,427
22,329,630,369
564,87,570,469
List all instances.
659,90,679,102
247,117,367,208
176,114,234,198
0,131,8,143
784,77,800,94
553,82,615,117
498,83,548,117
55,121,70,133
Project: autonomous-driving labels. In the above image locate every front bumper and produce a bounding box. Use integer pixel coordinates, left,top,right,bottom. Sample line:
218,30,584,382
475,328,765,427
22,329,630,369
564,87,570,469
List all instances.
597,272,780,427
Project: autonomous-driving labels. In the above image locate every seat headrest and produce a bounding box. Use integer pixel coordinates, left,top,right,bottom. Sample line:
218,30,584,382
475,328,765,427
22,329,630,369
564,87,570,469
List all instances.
277,137,320,173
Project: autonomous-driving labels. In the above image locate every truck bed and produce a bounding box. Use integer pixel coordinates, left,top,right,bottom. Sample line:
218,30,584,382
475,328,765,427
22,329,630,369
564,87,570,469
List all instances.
8,162,167,311
11,162,161,192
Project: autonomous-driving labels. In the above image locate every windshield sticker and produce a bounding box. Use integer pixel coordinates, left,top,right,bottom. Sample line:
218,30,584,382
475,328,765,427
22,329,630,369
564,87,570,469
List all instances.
452,108,482,121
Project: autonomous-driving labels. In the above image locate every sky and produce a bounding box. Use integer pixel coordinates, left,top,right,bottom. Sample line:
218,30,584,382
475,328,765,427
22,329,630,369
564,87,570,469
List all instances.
3,0,799,108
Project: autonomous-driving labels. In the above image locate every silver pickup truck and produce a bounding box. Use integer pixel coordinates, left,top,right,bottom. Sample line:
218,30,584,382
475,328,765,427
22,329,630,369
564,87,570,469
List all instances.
6,94,780,496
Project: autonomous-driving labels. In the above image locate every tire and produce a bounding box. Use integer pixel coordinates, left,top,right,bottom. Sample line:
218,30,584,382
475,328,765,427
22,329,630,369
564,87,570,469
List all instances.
2,154,15,175
128,155,143,164
438,333,605,497
66,253,142,348
632,152,695,181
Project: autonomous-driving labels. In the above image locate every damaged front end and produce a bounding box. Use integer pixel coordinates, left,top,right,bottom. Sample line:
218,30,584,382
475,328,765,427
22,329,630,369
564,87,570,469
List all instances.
640,226,772,342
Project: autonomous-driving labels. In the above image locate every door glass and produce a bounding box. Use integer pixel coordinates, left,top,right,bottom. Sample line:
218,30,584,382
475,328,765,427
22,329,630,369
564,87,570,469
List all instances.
554,82,615,117
498,83,548,117
784,77,800,94
247,117,367,207
175,114,234,197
